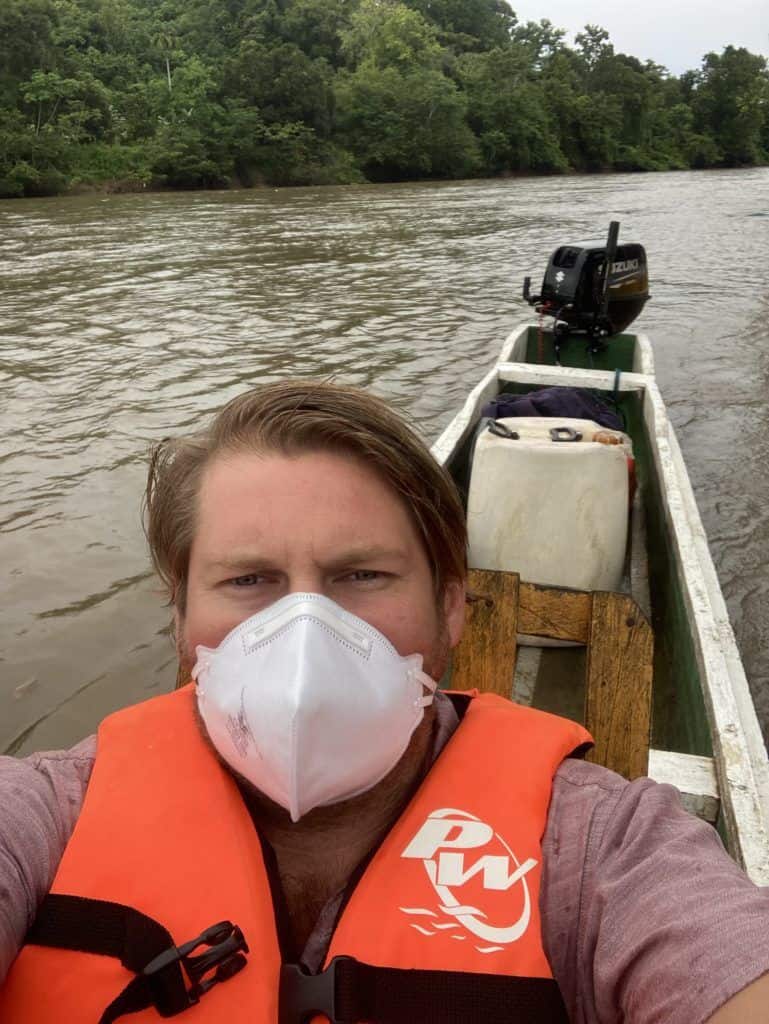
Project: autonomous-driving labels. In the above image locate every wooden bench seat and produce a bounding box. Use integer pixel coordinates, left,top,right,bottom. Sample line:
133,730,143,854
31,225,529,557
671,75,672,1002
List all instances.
450,568,653,780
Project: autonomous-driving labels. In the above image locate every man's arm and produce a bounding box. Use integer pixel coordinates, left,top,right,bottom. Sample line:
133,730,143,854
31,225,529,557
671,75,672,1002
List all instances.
0,738,94,983
543,759,769,1024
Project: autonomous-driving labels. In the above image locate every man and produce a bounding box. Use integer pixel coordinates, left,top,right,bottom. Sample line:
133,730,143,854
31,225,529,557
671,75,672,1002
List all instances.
1,380,768,1022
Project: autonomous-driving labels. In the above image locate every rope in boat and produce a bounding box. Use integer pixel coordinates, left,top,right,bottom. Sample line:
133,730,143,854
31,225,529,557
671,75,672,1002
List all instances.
537,303,552,364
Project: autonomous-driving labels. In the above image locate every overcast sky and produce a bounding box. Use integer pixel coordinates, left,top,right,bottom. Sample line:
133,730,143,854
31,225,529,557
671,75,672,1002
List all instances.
507,0,769,74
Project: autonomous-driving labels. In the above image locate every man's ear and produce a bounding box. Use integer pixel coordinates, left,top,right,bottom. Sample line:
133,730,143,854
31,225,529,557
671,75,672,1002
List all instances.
443,579,466,649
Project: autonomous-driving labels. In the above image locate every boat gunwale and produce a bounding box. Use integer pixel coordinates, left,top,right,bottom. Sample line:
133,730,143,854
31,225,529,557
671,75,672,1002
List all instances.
432,323,769,883
645,389,769,881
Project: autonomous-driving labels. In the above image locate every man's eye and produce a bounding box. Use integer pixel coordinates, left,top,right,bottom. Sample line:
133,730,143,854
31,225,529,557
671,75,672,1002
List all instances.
230,574,265,587
344,570,383,582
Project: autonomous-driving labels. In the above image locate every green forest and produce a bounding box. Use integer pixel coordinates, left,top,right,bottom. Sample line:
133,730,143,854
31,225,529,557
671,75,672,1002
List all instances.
2,0,768,198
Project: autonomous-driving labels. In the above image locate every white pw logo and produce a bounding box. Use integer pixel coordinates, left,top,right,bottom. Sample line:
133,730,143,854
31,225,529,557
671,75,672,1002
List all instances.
400,808,537,949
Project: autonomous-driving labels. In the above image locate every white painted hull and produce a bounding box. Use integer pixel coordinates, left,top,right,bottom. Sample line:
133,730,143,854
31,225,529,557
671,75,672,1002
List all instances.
433,324,769,884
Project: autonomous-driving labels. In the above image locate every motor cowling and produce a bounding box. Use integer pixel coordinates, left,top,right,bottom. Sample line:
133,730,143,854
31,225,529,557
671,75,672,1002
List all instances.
524,223,649,338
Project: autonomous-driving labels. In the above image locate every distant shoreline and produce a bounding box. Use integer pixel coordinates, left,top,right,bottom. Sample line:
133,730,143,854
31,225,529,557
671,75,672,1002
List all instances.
8,161,759,204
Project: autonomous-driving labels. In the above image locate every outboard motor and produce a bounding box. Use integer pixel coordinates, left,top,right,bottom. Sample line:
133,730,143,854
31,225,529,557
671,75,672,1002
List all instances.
523,221,649,340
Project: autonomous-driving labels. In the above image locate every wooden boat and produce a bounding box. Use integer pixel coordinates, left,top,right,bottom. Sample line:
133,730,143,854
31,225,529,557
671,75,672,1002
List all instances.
431,236,769,886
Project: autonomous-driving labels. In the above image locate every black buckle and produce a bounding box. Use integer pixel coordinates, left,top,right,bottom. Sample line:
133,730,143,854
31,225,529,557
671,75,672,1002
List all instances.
549,425,583,442
279,956,354,1024
488,420,519,440
142,920,249,1016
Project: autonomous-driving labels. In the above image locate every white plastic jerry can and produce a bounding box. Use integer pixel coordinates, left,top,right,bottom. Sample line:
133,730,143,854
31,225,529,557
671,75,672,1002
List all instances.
466,417,633,592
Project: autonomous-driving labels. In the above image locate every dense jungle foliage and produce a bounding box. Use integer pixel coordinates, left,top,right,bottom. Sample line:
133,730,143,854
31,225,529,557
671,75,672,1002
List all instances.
2,0,768,197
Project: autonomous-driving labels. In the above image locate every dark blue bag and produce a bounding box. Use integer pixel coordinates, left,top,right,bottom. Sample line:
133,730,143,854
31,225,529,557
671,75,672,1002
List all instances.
481,387,623,432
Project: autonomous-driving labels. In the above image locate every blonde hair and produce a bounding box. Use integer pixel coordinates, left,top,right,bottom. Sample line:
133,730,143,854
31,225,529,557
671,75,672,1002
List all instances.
144,380,467,613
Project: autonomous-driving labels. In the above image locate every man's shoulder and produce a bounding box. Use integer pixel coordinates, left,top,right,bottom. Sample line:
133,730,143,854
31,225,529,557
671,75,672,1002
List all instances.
0,735,97,985
547,756,634,853
550,755,717,850
546,755,721,886
26,734,98,764
544,757,769,1024
1,735,97,819
553,756,629,792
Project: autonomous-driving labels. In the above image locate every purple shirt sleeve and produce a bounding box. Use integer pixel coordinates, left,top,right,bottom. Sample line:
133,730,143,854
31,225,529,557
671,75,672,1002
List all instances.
543,758,769,1024
3,717,769,1024
0,737,95,982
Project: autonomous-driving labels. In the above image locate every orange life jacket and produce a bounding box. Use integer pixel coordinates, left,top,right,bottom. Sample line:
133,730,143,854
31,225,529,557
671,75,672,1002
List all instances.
0,685,591,1023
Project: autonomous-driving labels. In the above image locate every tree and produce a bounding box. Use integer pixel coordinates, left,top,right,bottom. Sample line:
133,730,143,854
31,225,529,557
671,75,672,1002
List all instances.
335,63,479,179
0,0,57,108
152,29,177,93
512,18,565,70
0,107,70,196
340,0,443,71
335,0,479,179
574,24,613,74
0,0,766,197
406,0,515,52
278,0,355,66
22,71,77,135
224,40,334,134
692,46,769,165
457,47,567,173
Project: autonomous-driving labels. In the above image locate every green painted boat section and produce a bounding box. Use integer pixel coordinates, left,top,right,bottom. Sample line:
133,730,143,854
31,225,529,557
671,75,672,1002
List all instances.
621,392,712,757
447,327,712,758
523,325,638,372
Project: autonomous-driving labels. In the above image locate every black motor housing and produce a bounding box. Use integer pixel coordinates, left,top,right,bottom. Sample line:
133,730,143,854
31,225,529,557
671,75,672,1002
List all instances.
524,224,649,337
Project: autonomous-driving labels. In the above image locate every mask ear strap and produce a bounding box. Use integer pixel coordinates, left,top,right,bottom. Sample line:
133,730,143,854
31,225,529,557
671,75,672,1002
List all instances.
191,648,213,683
415,670,437,707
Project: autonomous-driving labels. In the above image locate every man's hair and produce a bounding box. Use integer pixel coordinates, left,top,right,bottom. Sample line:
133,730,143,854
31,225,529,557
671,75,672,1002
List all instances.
144,380,467,613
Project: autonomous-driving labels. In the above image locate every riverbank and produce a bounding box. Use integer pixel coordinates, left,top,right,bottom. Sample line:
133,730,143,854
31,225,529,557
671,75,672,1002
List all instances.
11,159,765,203
5,0,767,201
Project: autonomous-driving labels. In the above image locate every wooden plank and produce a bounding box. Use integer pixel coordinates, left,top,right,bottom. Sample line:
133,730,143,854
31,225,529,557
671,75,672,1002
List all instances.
585,593,653,779
648,749,720,824
451,569,519,697
518,582,592,644
497,361,651,393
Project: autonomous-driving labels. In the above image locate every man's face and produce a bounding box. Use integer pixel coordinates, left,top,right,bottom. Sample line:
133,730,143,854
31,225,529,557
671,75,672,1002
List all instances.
178,449,465,676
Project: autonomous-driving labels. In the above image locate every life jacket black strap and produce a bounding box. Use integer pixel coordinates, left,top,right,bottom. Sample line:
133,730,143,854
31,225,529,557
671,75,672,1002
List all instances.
27,893,248,1022
280,956,570,1023
28,895,567,1022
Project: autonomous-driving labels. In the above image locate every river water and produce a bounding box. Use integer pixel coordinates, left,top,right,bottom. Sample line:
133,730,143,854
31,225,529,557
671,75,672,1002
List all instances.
2,168,768,756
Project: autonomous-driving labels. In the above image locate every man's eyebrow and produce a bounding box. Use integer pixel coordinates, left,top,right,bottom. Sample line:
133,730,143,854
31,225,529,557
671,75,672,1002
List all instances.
205,555,276,573
322,546,410,570
206,547,409,573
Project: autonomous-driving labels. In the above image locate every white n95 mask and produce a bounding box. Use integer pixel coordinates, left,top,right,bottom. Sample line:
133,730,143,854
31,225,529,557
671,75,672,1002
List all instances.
192,592,437,822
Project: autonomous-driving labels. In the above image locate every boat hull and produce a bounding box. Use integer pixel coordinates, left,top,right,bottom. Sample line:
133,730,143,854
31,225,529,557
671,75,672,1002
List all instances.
433,324,769,884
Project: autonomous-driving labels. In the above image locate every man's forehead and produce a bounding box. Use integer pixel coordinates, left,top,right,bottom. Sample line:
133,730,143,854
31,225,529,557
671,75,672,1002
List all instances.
192,449,422,558
199,447,391,498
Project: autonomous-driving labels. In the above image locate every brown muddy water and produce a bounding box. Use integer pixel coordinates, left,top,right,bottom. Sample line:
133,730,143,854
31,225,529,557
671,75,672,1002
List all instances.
2,168,768,755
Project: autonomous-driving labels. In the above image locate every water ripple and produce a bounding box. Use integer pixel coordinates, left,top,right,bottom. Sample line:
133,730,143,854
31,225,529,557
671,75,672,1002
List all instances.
2,168,769,752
